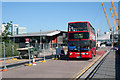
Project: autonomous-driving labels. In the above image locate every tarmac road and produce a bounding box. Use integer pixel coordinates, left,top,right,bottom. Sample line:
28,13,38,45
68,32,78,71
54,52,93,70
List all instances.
2,48,109,78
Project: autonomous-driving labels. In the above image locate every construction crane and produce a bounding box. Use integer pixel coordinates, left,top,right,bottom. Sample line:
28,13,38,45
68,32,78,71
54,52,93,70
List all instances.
102,3,112,31
111,0,120,29
110,8,118,31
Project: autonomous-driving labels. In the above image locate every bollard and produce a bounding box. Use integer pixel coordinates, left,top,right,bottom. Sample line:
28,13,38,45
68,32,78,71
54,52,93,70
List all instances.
32,56,36,65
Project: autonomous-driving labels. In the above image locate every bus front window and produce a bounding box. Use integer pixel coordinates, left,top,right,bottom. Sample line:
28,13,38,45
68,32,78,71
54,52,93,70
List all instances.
69,23,88,31
68,41,90,52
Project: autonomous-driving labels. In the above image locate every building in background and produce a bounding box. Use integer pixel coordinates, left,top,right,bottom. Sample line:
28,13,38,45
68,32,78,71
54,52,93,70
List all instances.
11,24,27,35
17,27,27,34
0,23,27,36
11,24,19,35
97,29,100,37
0,23,6,35
97,30,118,47
10,30,67,48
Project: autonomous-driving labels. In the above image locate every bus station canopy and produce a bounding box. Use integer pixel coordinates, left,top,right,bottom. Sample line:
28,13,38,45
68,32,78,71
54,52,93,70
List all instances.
10,30,67,37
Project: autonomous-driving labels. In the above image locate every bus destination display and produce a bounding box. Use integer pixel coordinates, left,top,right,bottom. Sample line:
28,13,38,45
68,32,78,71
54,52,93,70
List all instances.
69,32,89,39
74,33,83,39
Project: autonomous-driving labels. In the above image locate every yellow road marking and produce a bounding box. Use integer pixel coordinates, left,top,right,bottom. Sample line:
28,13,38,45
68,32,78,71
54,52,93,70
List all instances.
24,63,32,66
72,56,101,80
6,60,16,63
39,60,46,62
12,58,17,60
2,59,18,63
1,59,28,64
17,60,22,61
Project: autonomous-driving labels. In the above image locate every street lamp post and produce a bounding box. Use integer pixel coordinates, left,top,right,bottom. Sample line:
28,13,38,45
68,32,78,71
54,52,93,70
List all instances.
113,27,114,51
112,27,115,51
12,37,15,56
35,40,37,49
3,42,7,70
40,30,42,51
28,43,32,65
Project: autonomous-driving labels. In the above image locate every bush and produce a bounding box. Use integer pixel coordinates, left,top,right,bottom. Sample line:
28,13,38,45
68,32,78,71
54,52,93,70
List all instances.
1,42,19,58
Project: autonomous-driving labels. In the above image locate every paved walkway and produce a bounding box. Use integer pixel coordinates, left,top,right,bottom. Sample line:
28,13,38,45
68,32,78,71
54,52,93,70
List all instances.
92,50,120,79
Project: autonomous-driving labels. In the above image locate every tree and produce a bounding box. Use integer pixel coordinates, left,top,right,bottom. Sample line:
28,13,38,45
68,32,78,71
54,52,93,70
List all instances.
2,21,12,43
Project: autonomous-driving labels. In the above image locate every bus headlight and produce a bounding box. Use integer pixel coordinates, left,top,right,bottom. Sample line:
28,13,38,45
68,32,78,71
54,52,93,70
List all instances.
86,53,88,55
82,53,88,55
70,53,72,55
83,53,85,55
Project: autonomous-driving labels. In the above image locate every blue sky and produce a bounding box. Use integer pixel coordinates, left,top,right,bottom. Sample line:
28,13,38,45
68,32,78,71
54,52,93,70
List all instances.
2,2,118,35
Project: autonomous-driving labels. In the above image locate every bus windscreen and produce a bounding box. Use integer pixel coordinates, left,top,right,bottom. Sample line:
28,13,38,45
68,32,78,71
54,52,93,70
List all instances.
69,32,89,39
69,23,88,31
68,40,90,52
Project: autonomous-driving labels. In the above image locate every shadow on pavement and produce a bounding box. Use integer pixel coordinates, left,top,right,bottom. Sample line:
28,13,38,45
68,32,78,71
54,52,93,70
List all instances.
115,50,120,80
40,54,89,61
59,55,89,61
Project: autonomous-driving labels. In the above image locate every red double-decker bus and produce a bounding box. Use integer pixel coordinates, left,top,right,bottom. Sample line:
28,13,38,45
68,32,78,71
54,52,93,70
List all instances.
68,21,96,59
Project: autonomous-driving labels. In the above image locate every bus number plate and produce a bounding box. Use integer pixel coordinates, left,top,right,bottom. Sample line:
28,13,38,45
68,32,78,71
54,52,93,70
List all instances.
76,56,80,58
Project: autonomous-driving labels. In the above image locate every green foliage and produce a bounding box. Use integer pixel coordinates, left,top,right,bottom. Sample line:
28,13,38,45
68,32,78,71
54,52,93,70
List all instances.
2,21,12,43
1,21,20,57
1,43,19,58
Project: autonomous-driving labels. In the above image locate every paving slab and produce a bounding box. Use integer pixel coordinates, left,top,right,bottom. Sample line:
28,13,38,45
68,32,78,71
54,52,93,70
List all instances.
92,50,116,79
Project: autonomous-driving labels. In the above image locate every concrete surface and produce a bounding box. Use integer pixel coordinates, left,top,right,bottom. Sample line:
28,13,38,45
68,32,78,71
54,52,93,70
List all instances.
92,50,116,79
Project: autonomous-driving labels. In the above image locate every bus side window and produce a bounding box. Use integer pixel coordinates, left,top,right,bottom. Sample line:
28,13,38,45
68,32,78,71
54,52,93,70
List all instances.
90,41,92,48
69,26,73,31
90,24,95,34
90,25,92,33
70,28,73,31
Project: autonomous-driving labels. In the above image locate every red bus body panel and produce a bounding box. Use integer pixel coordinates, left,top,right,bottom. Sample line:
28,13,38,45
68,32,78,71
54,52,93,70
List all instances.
68,51,92,58
68,21,96,59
